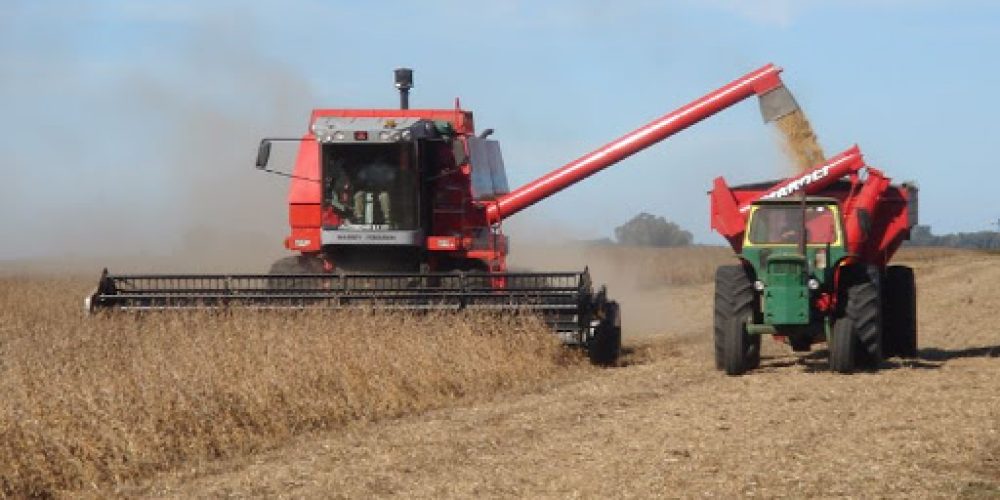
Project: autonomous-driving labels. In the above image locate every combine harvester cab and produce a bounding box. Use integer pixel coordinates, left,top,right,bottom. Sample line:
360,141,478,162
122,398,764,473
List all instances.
709,146,919,375
90,64,803,365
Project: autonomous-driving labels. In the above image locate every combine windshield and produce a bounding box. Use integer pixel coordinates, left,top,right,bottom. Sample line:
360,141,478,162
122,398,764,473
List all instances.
322,143,417,230
748,205,839,245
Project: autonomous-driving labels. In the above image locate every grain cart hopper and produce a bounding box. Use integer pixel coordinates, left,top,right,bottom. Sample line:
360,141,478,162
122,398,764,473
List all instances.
88,64,802,365
710,146,919,375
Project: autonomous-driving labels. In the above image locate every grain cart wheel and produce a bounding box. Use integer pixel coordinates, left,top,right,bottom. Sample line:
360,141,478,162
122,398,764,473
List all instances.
830,269,882,373
883,265,918,359
589,301,621,366
714,265,760,376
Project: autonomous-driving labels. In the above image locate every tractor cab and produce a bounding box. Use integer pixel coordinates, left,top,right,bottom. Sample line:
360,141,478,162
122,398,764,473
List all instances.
741,197,847,326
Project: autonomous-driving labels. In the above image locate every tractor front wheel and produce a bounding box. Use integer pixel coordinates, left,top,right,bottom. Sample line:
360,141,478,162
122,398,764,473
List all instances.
829,268,882,373
714,265,761,376
829,316,856,373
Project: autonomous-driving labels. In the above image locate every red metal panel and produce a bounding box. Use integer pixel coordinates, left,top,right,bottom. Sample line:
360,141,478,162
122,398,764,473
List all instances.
284,228,321,252
735,146,864,212
286,204,321,252
309,108,475,134
427,236,461,251
708,145,914,266
709,146,866,254
289,203,321,227
288,135,320,204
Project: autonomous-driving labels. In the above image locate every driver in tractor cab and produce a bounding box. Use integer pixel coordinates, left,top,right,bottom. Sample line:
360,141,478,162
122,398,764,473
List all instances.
775,207,836,244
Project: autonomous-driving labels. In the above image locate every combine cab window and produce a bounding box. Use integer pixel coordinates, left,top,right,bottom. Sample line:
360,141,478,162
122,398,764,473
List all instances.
748,205,839,245
322,143,417,230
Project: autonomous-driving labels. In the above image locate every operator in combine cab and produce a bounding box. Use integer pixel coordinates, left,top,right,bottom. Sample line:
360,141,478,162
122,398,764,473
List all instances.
326,159,354,218
353,155,397,227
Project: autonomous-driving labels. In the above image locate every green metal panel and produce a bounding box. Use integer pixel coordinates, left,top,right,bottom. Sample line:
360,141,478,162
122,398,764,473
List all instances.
762,254,810,325
740,199,849,330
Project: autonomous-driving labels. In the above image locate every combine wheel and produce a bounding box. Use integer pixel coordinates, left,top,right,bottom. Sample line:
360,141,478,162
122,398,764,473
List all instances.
268,255,325,290
588,301,621,366
883,265,918,358
829,268,882,373
714,265,760,376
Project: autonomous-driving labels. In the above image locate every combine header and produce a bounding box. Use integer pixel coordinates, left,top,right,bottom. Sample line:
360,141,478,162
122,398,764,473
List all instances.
89,64,803,364
710,146,919,374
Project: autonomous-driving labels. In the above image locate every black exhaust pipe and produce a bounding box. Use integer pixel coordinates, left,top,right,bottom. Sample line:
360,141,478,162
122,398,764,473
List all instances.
394,68,413,110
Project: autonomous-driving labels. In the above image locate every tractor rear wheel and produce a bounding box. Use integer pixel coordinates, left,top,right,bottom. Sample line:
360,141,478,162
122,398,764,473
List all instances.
883,265,918,358
588,301,621,366
714,265,760,376
829,268,882,373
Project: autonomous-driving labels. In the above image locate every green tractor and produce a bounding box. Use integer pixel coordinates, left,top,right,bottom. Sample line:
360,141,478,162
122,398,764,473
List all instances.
709,148,918,375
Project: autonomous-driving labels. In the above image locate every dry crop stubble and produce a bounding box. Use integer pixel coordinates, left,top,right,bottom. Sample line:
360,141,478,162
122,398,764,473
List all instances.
1,247,983,497
0,277,582,498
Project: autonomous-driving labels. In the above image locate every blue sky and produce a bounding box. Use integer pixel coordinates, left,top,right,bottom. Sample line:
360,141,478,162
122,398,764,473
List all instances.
1,0,998,260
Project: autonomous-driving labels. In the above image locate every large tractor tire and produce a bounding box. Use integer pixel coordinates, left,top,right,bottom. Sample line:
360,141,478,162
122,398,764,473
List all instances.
829,268,882,373
883,265,918,359
268,255,325,290
589,301,621,366
714,265,761,376
828,316,856,373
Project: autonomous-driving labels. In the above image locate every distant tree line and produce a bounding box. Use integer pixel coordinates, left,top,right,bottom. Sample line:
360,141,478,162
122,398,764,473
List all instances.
614,212,693,247
906,225,1000,250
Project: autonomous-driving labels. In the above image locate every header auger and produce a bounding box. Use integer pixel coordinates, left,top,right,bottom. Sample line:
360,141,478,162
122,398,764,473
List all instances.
89,64,802,365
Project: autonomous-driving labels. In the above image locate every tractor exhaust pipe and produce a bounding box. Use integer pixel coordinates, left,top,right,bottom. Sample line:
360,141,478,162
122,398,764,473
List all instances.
394,68,413,110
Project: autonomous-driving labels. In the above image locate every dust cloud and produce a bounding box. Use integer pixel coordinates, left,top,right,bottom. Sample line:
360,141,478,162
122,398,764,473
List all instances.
508,230,732,339
0,10,315,273
774,109,825,172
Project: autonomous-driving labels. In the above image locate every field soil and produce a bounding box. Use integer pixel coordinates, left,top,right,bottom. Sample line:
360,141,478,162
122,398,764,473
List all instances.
113,250,1000,499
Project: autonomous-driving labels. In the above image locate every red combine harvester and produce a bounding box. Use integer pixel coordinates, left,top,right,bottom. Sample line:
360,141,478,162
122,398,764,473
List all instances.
89,64,803,364
710,146,918,374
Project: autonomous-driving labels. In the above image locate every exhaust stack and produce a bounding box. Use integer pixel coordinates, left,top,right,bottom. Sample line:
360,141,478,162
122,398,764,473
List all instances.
394,68,413,110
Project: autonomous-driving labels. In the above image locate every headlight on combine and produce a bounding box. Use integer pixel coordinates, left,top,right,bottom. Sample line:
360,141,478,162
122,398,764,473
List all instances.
807,278,820,290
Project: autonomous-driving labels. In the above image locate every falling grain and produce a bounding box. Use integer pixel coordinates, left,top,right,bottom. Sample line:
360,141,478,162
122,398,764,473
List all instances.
774,109,825,172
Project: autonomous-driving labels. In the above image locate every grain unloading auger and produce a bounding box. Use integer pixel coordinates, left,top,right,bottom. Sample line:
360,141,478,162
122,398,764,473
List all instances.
88,64,801,364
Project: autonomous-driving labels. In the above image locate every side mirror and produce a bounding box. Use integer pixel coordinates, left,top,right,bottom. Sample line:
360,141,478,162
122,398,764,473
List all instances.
255,140,272,169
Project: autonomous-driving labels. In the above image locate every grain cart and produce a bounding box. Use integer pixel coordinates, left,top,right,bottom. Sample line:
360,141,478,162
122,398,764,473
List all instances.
709,146,919,375
88,64,802,365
